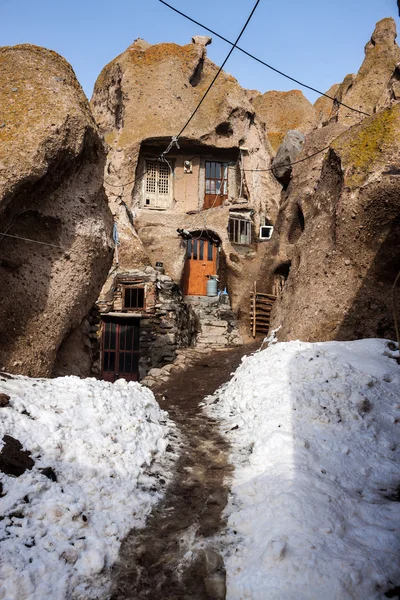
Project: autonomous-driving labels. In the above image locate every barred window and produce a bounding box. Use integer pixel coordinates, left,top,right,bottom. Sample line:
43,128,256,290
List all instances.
123,286,145,310
228,217,252,245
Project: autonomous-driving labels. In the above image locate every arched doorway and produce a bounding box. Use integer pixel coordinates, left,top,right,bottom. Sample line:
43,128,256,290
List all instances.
182,231,220,296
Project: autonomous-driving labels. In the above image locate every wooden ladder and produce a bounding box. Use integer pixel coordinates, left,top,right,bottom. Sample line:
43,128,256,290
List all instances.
250,282,277,337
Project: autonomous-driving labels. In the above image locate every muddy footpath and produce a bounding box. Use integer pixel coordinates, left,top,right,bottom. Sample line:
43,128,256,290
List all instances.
110,342,259,600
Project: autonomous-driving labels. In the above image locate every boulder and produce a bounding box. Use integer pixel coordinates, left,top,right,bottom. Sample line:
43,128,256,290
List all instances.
252,90,317,151
272,130,306,187
0,44,113,377
0,435,34,477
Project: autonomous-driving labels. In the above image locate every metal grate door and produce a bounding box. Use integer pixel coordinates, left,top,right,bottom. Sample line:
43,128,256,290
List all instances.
101,318,140,382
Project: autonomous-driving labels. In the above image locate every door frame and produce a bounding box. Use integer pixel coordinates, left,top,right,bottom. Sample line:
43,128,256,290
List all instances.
101,317,140,383
182,234,219,296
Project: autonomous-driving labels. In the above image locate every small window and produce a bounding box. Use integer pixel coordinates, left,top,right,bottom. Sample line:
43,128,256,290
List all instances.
186,238,215,261
228,217,251,245
259,225,274,240
204,161,228,209
124,287,145,310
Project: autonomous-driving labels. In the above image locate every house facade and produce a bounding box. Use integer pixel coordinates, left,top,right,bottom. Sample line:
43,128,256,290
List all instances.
91,37,282,381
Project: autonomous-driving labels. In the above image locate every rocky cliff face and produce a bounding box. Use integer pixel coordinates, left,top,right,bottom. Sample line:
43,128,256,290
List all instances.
0,44,114,377
91,36,281,316
264,19,400,342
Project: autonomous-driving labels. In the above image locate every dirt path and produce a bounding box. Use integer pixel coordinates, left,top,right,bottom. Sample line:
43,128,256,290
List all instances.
110,342,259,600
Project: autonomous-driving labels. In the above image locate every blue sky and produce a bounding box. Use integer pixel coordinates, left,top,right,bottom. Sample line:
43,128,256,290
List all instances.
0,0,398,103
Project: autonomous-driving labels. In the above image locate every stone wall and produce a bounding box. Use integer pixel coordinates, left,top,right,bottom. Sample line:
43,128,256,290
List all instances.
97,266,198,378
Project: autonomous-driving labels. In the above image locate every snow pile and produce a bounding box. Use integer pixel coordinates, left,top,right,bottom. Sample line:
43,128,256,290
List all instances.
0,375,175,599
206,339,400,599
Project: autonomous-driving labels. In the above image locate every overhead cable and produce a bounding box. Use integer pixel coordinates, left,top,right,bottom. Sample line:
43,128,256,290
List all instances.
159,0,370,118
161,0,261,155
0,232,64,249
240,145,331,172
104,168,147,189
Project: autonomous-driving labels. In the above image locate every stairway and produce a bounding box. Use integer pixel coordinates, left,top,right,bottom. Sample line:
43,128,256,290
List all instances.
185,295,243,349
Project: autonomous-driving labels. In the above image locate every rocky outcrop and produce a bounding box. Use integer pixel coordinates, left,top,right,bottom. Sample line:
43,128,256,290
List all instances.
330,18,400,125
0,44,113,377
272,130,305,188
314,83,340,125
265,105,400,341
258,18,400,343
253,90,317,152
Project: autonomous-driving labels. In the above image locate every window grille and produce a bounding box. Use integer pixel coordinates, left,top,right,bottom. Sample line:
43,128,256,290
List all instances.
228,217,252,245
158,163,170,194
145,162,157,194
123,286,145,310
143,160,172,209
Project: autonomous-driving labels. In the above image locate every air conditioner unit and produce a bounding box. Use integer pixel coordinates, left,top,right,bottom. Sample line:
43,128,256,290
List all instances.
259,225,274,240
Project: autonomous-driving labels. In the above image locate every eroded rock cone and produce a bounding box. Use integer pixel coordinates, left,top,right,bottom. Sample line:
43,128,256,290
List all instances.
0,44,114,377
331,18,400,125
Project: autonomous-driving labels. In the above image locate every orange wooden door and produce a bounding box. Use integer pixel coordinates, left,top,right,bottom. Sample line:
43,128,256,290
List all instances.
183,238,217,296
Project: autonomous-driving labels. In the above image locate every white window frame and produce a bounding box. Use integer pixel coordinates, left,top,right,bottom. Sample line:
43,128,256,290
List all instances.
259,225,274,240
142,159,173,209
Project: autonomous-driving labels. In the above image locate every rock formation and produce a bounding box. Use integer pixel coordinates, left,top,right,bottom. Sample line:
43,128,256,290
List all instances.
330,18,400,125
263,18,400,342
314,83,340,125
91,36,281,316
271,130,306,188
252,90,317,151
0,44,114,377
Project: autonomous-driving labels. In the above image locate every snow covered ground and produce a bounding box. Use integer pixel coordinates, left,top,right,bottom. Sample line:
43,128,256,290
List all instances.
205,338,400,600
0,375,176,599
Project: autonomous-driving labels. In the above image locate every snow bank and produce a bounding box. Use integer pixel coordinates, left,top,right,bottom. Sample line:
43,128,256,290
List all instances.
206,339,400,599
0,375,175,599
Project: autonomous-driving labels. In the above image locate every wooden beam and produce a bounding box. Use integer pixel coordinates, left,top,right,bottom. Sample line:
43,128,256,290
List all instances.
252,281,257,338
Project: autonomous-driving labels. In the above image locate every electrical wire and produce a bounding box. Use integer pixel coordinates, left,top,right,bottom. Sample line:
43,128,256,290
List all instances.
161,0,261,155
159,0,370,118
0,232,64,249
239,145,331,172
104,168,147,189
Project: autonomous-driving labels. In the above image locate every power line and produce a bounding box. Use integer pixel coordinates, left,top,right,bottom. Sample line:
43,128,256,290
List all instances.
161,0,261,155
240,145,331,172
0,232,64,249
104,168,147,189
159,0,370,118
